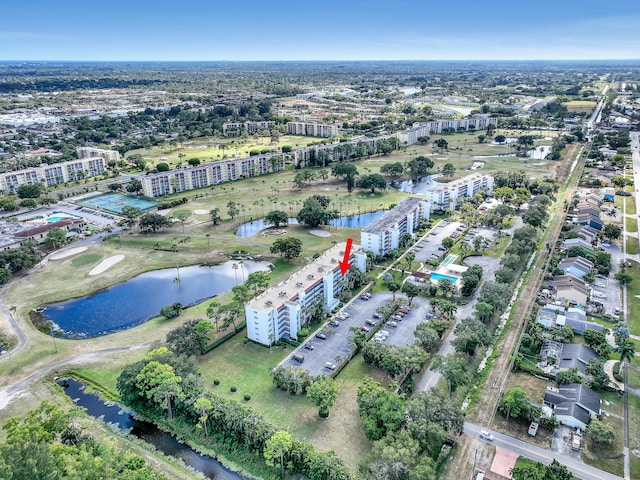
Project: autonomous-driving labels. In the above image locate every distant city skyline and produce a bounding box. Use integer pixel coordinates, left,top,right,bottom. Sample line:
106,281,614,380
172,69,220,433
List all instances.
1,0,639,61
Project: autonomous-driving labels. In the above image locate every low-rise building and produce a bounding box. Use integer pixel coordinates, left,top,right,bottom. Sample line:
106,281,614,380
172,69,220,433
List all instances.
552,275,589,306
361,197,429,255
538,341,598,376
557,257,594,279
544,384,601,429
245,242,367,346
77,147,120,163
287,122,338,137
15,218,85,244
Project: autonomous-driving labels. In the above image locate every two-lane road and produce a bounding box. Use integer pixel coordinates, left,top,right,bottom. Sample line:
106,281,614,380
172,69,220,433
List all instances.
464,422,623,480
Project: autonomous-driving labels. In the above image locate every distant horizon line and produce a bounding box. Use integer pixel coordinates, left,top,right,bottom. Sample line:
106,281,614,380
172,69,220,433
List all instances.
2,58,640,63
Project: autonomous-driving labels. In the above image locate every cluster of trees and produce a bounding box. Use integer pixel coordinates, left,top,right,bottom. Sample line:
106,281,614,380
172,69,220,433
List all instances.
296,194,338,228
522,194,551,228
498,387,557,432
0,241,42,285
477,225,539,321
356,378,463,479
362,343,428,387
511,460,573,480
292,168,329,188
0,401,169,480
460,264,483,297
117,348,351,480
270,237,303,260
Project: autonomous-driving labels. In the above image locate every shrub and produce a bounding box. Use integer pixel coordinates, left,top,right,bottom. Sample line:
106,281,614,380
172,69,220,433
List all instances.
213,379,220,386
230,386,237,393
244,394,251,401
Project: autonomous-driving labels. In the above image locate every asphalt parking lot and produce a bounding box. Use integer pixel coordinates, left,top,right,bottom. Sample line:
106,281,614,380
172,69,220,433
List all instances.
412,221,461,263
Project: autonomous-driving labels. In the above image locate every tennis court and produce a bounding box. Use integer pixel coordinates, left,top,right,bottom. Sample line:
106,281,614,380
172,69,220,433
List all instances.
78,193,157,213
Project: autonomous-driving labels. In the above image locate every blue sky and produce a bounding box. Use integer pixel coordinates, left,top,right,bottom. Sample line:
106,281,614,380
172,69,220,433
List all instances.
1,0,638,61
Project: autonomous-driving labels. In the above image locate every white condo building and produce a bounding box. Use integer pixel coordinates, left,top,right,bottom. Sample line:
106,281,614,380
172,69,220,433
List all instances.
76,147,120,163
397,116,498,145
0,157,107,193
287,122,338,138
246,242,367,346
361,197,429,256
424,173,494,211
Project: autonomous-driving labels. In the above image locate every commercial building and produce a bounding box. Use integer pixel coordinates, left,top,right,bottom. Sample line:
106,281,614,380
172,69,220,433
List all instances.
361,197,429,255
137,153,286,197
245,242,367,345
287,122,338,138
0,156,107,193
424,173,494,211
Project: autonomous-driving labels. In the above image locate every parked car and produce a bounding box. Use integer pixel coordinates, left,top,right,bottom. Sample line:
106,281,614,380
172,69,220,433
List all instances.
360,294,370,300
304,343,315,350
329,319,340,326
372,313,381,319
325,362,336,370
393,314,403,321
359,326,370,332
316,333,327,340
387,321,398,328
438,246,446,251
365,319,377,327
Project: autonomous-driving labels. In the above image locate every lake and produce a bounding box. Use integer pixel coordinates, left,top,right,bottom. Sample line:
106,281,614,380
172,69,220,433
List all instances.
235,210,387,237
43,261,271,338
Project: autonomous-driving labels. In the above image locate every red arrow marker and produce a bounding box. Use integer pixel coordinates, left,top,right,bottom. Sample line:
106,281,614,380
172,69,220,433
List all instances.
338,238,353,276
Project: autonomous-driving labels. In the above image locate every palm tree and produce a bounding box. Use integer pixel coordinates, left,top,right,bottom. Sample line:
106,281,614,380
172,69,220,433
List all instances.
617,339,636,375
232,263,239,285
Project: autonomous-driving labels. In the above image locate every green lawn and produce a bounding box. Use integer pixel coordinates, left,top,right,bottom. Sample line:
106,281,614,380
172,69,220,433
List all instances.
70,253,103,267
627,237,639,255
626,196,637,216
628,217,638,233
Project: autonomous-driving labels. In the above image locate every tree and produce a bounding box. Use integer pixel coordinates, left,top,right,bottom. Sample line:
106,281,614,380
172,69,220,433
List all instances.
477,134,486,143
602,224,621,241
438,278,455,298
357,378,406,441
246,270,270,296
194,396,212,438
402,282,421,306
380,162,404,178
121,205,142,229
271,237,303,260
387,281,400,301
434,138,448,150
430,354,470,395
297,197,334,227
452,317,490,357
227,201,240,220
126,178,143,194
357,174,387,193
498,387,531,421
264,430,293,478
156,162,170,172
332,163,359,193
494,135,506,143
139,213,171,232
44,227,67,249
414,323,440,351
135,361,184,420
209,207,221,225
265,210,289,228
406,156,434,181
587,419,615,445
160,302,183,319
556,367,582,385
617,339,636,374
187,158,201,167
441,237,455,250
307,376,338,418
16,183,43,198
441,163,456,177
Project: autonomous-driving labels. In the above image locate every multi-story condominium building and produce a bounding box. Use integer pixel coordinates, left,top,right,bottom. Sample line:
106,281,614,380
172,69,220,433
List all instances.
361,197,429,256
246,242,367,345
424,173,494,211
137,152,286,197
76,147,120,163
222,121,275,136
0,156,107,193
397,116,498,145
287,122,338,138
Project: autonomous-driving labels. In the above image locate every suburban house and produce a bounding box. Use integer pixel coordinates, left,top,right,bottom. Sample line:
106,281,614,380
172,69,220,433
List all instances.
552,275,589,306
537,341,598,376
565,307,604,335
562,238,594,252
576,213,603,231
360,197,429,256
15,218,86,244
576,225,600,243
557,257,594,279
543,384,601,429
245,242,367,346
603,187,615,202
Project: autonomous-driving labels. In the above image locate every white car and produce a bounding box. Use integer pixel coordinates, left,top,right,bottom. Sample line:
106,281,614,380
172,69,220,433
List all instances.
480,430,494,441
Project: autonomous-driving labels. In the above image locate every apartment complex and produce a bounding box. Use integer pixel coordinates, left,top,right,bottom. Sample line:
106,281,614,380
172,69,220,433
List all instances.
361,197,429,255
222,121,275,137
0,156,107,193
287,122,338,138
397,116,498,145
246,242,367,345
138,152,286,197
76,147,121,163
424,173,494,211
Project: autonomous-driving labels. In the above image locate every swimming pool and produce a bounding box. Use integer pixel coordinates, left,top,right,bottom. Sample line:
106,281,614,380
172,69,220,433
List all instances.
430,272,459,283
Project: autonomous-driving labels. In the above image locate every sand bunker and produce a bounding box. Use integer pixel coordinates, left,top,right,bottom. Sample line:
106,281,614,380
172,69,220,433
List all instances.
89,254,125,276
309,229,331,237
194,209,209,215
49,246,88,260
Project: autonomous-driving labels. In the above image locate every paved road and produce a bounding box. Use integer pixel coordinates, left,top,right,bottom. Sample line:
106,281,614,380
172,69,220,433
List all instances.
464,422,623,480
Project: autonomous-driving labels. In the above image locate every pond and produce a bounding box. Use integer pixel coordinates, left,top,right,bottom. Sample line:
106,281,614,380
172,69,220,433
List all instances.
42,261,271,338
60,378,244,480
235,210,387,237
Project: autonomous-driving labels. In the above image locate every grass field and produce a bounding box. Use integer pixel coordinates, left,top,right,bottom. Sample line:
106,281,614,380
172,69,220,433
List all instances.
627,237,639,255
125,135,320,169
627,261,640,334
563,100,597,114
628,217,638,233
